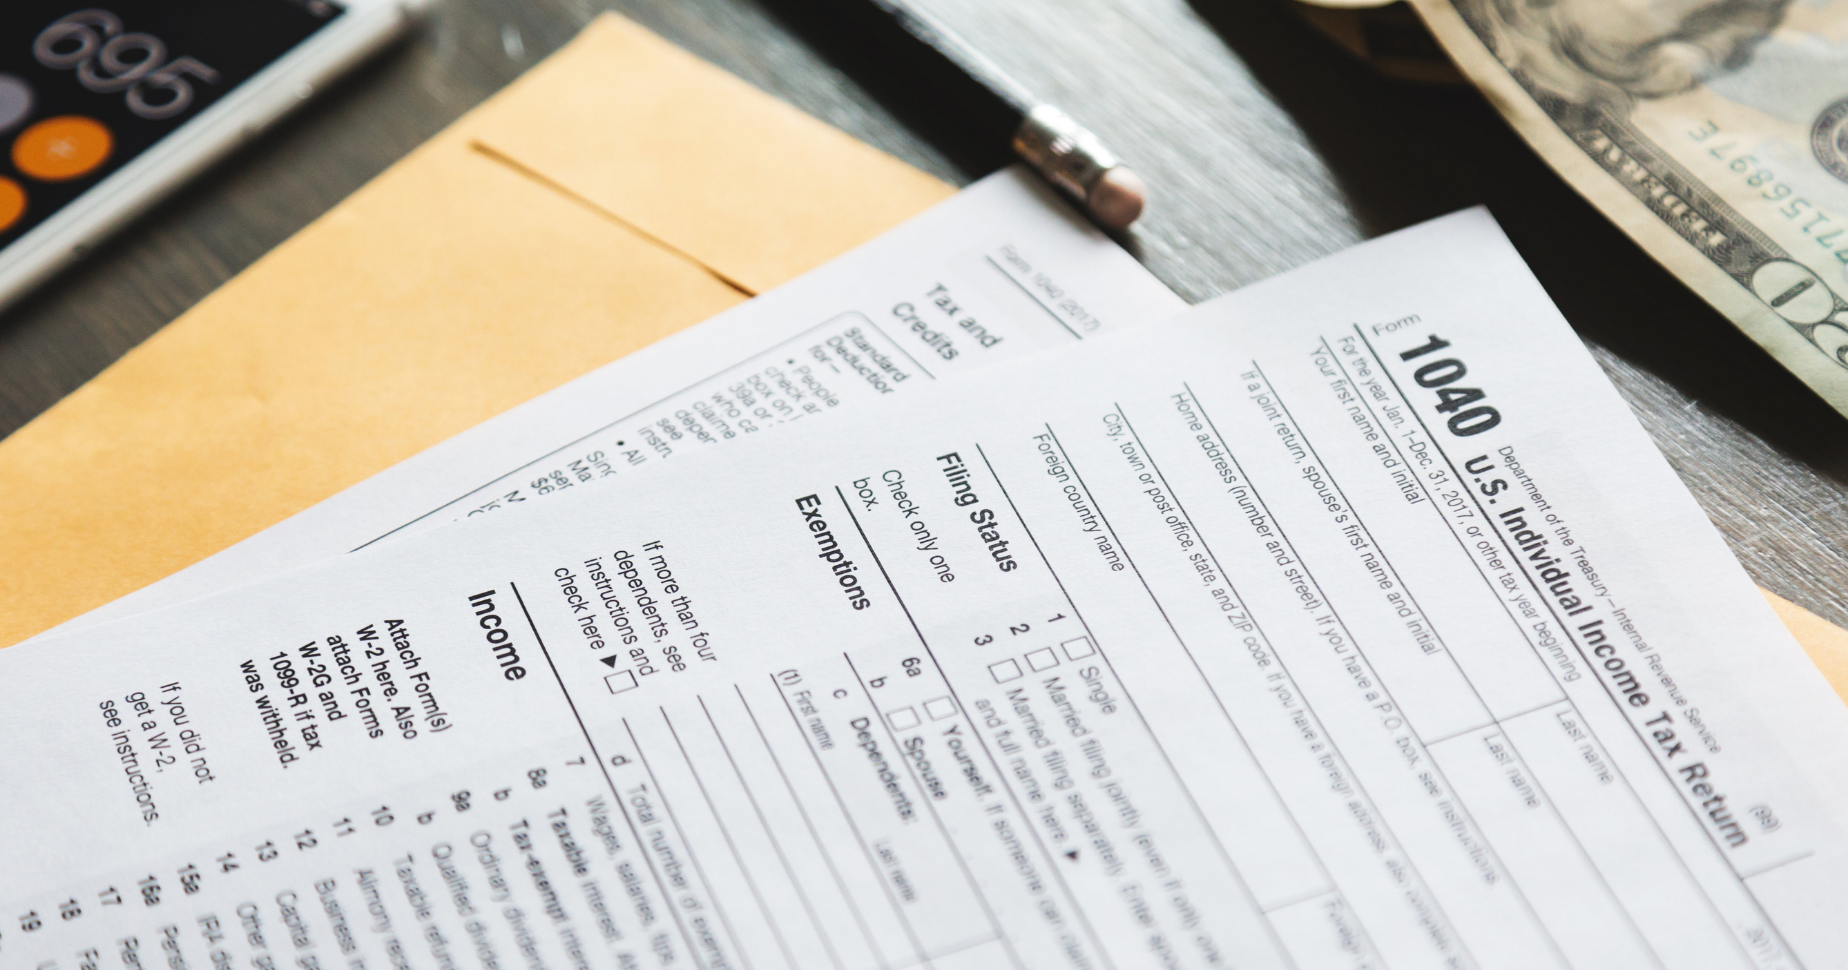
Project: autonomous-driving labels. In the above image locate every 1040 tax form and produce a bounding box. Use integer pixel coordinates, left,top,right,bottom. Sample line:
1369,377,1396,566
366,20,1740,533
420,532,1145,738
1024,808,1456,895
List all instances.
6,210,1846,970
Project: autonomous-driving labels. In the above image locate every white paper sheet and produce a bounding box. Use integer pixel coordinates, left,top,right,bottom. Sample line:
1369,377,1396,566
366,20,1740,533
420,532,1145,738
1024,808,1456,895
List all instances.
7,210,1847,970
50,166,1184,636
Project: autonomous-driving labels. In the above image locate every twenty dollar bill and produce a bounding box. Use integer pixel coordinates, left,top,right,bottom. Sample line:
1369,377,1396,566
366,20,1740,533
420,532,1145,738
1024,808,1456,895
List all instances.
1409,0,1848,414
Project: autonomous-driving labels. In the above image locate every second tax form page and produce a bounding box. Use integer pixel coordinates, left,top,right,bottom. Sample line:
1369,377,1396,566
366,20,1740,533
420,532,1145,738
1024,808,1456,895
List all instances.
6,211,1848,970
50,167,1183,636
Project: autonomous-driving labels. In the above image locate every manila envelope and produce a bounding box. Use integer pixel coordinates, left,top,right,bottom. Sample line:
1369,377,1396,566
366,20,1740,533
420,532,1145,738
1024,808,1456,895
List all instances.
4,15,1846,707
0,14,949,647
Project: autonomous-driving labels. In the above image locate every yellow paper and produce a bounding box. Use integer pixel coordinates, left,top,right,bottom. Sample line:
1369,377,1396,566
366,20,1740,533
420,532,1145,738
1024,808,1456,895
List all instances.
0,15,947,646
1763,589,1848,702
458,17,953,297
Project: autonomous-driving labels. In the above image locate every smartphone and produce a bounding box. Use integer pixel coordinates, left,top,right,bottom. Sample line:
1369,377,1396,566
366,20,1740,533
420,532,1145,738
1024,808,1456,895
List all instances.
0,0,425,312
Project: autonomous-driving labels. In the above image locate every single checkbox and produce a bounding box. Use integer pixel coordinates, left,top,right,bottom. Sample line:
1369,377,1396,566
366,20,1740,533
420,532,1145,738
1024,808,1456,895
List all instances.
989,659,1023,683
604,669,639,694
1061,636,1096,660
1026,647,1059,671
924,696,958,720
887,706,920,730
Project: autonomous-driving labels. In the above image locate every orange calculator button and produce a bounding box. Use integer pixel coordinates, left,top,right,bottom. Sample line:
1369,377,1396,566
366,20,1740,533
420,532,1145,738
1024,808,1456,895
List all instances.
13,116,112,182
0,177,23,232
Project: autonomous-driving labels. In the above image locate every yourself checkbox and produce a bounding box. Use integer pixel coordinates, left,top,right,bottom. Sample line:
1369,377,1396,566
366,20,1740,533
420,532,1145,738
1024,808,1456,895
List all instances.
887,706,920,730
1026,647,1059,671
1061,636,1096,660
989,659,1023,683
924,696,957,720
604,670,639,694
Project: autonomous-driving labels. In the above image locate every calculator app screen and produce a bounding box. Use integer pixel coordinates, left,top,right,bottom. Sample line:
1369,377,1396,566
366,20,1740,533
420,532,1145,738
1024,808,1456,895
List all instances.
0,0,342,245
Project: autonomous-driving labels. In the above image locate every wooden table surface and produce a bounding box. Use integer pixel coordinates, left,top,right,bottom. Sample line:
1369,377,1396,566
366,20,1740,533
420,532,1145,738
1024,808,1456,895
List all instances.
4,0,1846,631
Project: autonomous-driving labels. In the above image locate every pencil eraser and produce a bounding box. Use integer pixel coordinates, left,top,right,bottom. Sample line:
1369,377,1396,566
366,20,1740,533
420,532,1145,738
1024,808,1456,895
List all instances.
1087,167,1146,231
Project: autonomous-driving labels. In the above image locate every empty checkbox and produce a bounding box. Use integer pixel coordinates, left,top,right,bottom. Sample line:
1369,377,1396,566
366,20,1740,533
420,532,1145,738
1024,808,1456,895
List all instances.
924,696,957,720
989,659,1023,683
1025,647,1059,672
1061,636,1096,660
604,669,639,694
887,707,920,731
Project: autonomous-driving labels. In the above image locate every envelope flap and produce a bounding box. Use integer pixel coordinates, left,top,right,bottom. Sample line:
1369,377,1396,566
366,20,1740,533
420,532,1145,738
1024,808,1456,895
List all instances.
459,15,956,295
